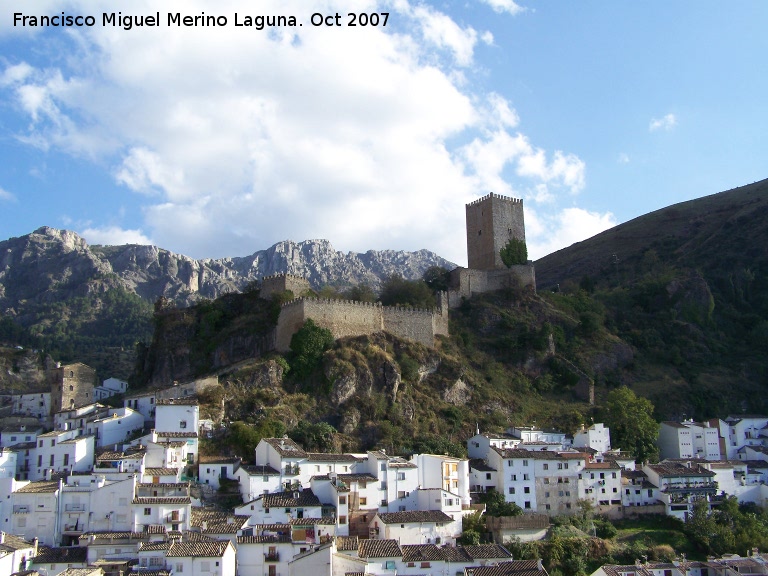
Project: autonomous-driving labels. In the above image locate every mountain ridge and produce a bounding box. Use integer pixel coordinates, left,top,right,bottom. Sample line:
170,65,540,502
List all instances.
0,226,455,313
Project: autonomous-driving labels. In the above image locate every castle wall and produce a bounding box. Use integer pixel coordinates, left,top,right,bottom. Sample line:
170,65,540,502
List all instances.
275,298,384,352
446,265,536,308
382,306,441,348
466,193,526,270
261,274,311,300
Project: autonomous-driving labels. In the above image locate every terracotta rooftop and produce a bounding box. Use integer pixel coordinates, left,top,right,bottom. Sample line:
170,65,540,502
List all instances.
463,544,513,559
306,453,359,462
236,535,291,544
166,540,232,558
358,539,401,558
468,560,547,576
17,480,59,493
263,438,307,458
241,465,280,476
132,497,191,505
31,546,88,564
336,536,359,551
377,510,453,524
261,488,321,508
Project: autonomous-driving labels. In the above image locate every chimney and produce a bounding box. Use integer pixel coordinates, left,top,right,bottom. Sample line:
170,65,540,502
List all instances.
45,468,52,481
537,559,543,571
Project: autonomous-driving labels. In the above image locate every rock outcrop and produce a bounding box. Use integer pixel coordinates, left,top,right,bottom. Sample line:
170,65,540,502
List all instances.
0,227,455,315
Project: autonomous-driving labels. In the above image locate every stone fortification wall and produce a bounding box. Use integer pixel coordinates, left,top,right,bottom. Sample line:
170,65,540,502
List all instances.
261,273,311,299
275,295,448,351
466,193,526,270
446,265,536,308
381,296,448,348
276,298,384,351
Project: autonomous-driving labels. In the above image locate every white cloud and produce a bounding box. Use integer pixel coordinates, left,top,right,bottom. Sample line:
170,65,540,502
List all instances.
0,187,17,202
649,113,677,132
80,226,153,246
480,0,527,15
527,207,617,260
617,153,630,164
2,0,591,265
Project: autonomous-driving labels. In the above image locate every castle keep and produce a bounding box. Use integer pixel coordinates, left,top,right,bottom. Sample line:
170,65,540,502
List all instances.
271,194,534,349
466,192,526,270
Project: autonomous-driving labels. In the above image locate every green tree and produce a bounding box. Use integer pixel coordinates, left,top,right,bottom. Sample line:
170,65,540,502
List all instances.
500,238,528,267
288,421,336,452
423,266,451,292
343,284,377,302
482,490,524,517
599,386,659,462
379,275,436,308
289,319,335,379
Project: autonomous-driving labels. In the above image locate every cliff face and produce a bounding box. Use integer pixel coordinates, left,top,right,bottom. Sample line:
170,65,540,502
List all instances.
0,228,455,315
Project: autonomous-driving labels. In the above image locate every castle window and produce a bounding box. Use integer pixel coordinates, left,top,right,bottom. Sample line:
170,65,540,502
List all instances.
69,385,74,391
478,230,481,235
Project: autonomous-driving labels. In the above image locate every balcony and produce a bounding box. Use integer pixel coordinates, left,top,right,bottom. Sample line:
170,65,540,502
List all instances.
165,513,186,523
63,523,83,533
65,503,87,512
662,481,717,493
13,505,30,514
284,465,300,476
264,551,280,562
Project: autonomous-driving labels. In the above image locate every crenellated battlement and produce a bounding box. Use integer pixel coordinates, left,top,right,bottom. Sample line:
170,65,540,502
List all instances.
262,273,308,282
280,297,383,309
466,192,523,208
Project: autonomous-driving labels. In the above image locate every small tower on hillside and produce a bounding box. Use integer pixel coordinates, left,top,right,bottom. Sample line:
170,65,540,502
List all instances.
465,193,526,270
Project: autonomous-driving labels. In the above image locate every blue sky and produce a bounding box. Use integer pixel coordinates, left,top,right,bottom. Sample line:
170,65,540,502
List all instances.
1,1,766,265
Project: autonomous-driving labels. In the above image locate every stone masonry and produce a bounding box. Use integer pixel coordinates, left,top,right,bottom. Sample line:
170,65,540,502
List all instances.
466,193,526,270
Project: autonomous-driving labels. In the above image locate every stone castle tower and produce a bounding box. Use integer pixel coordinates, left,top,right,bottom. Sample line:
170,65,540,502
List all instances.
465,193,525,270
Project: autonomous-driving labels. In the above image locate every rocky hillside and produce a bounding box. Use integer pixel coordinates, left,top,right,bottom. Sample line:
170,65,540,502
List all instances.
0,227,454,311
0,227,453,379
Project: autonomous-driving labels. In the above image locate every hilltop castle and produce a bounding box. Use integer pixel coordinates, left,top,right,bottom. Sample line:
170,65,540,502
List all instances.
270,194,535,350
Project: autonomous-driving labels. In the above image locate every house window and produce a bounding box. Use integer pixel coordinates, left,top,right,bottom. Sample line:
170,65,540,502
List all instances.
339,496,346,505
420,562,431,568
339,516,347,524
508,487,515,494
50,455,54,466
524,501,531,509
612,472,617,478
524,487,530,494
545,504,551,510
523,474,529,481
176,564,183,573
10,436,16,442
64,454,69,466
179,421,187,429
600,473,605,479
523,460,528,466
397,472,406,480
200,561,210,572
511,474,517,481
144,508,151,515
543,463,549,470
543,478,549,484
360,497,367,506
486,473,492,480
557,463,563,470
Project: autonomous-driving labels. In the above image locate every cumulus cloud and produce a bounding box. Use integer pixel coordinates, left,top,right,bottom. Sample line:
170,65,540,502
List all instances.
526,207,617,260
480,0,527,15
649,113,677,132
80,226,153,246
2,0,594,264
0,187,17,202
